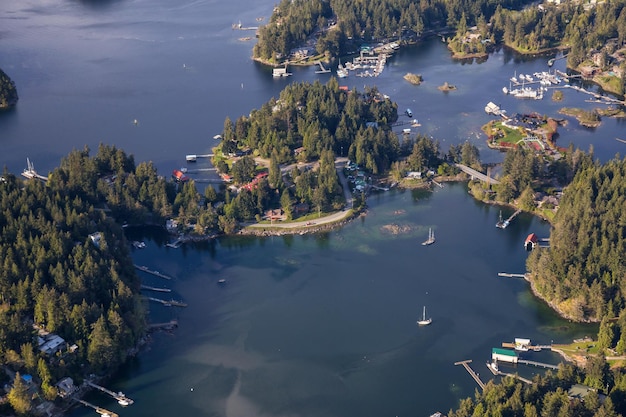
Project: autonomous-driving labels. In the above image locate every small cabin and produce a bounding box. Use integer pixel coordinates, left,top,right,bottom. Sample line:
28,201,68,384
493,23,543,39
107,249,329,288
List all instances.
524,233,538,251
492,347,518,364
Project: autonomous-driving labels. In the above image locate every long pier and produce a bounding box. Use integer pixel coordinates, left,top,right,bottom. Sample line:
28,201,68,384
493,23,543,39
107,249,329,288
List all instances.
144,296,188,307
140,284,171,293
76,399,119,417
184,168,217,173
518,359,559,370
454,359,486,390
85,381,134,406
498,272,527,279
134,265,173,280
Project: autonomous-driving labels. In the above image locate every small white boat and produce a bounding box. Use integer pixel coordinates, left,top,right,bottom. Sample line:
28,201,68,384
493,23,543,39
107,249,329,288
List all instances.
417,306,432,325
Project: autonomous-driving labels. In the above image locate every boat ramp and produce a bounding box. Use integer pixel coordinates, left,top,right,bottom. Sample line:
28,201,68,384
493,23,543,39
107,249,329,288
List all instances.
134,264,173,280
75,399,119,417
85,380,134,406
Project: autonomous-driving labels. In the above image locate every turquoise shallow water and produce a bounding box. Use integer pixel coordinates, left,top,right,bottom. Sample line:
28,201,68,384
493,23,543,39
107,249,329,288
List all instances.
72,183,595,417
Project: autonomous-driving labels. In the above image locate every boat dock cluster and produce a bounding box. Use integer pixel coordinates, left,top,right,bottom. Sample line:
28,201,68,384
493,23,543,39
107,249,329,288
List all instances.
337,43,398,79
502,70,565,100
456,338,558,390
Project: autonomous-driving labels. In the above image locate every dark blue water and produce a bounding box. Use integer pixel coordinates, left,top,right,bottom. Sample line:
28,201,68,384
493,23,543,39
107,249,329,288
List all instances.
0,1,607,416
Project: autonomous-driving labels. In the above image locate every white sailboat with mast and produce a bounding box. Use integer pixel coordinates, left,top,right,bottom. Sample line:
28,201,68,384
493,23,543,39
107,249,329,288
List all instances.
422,227,435,245
417,306,432,325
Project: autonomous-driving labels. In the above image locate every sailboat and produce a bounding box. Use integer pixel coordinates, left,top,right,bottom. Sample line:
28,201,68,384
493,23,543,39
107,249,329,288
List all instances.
417,306,432,325
421,228,435,246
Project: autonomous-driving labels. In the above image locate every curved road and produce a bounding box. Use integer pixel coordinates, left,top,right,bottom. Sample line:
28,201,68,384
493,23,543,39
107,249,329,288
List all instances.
245,158,354,229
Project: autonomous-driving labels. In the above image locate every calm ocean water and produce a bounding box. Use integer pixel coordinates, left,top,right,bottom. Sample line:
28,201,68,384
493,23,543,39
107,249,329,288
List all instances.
0,0,613,416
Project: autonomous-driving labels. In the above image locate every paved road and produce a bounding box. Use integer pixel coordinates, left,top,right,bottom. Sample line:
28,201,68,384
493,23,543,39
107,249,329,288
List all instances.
246,157,354,229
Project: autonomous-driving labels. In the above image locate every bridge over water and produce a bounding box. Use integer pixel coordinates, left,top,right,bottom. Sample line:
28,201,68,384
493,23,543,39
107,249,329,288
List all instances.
455,163,500,185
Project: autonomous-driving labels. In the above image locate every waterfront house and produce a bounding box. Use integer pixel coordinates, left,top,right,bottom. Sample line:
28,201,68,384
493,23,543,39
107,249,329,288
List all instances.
88,232,102,248
56,377,77,398
492,347,518,364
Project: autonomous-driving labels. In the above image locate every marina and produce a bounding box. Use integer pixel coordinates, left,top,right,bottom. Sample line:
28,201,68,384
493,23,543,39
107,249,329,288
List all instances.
134,264,173,280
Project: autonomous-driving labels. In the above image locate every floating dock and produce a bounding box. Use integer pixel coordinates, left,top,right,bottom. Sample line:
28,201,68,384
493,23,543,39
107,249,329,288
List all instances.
148,319,179,331
76,399,119,417
140,284,171,293
487,361,533,385
144,296,188,307
134,265,173,280
85,381,134,406
518,359,559,370
315,62,331,74
185,153,214,162
498,272,527,279
454,359,486,390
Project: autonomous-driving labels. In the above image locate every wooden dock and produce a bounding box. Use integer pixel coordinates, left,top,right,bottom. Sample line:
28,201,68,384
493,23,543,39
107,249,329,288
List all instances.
134,264,173,280
487,361,533,385
498,272,527,279
454,359,486,390
76,399,119,417
518,359,559,370
140,284,171,293
315,61,331,74
148,319,179,331
144,296,188,307
85,381,134,406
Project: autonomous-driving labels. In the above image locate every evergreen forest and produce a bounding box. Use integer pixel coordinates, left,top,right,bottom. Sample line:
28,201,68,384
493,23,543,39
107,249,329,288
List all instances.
0,68,18,109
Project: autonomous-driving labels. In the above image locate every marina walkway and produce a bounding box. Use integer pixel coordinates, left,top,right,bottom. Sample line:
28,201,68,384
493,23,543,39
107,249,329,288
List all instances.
134,265,173,280
455,359,486,390
455,164,500,185
76,399,118,417
85,381,134,406
518,359,559,370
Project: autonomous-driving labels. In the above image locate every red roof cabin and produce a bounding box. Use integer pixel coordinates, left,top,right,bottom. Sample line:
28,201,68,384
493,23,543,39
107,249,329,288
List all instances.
524,233,538,251
172,169,190,182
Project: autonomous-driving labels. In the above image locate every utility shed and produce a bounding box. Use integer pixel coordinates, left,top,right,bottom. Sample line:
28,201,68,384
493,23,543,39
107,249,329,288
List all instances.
492,347,518,363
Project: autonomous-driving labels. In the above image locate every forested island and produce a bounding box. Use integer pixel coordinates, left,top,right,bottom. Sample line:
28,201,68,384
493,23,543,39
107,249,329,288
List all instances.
253,0,626,95
0,68,18,109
